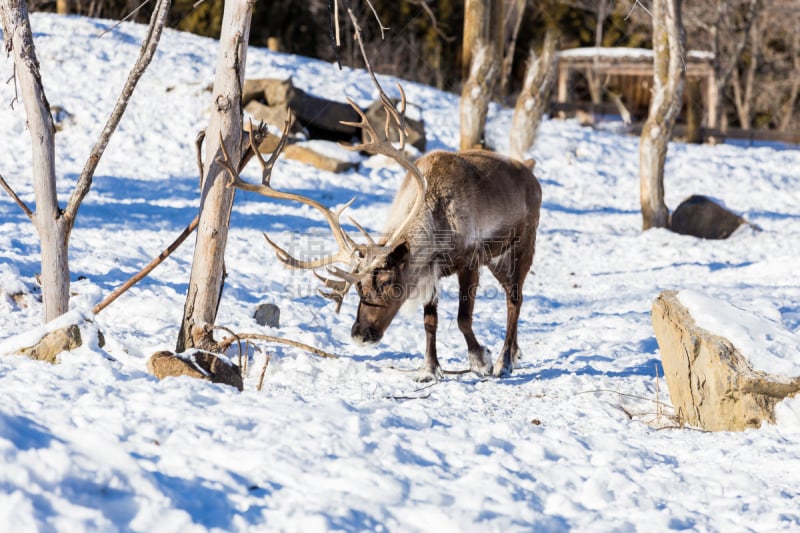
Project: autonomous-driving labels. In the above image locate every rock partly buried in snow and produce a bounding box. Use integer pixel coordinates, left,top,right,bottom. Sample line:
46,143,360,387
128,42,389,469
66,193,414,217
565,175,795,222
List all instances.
0,310,105,363
652,290,800,431
254,302,280,328
669,195,749,239
147,350,244,391
284,140,361,173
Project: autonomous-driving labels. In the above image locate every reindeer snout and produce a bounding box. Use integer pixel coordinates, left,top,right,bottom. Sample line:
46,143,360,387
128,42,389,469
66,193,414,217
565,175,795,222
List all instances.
351,322,382,345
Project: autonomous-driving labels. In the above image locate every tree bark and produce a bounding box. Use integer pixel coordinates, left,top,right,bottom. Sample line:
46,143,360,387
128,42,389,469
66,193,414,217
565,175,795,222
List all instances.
509,29,557,161
177,0,254,352
2,0,172,323
462,0,488,82
2,0,68,322
460,42,498,150
462,0,502,83
639,0,685,230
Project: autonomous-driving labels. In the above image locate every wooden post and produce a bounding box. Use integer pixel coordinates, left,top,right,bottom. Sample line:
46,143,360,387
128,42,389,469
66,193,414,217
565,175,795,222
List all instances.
556,61,569,119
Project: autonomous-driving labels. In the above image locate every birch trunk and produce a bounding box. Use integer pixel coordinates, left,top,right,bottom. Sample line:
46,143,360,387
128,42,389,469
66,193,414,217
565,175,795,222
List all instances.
509,29,557,161
2,0,171,323
1,0,69,322
459,42,498,150
177,0,254,351
639,0,685,230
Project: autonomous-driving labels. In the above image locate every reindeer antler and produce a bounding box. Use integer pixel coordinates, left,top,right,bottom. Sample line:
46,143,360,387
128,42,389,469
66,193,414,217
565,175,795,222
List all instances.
220,5,429,313
340,87,427,252
218,115,364,272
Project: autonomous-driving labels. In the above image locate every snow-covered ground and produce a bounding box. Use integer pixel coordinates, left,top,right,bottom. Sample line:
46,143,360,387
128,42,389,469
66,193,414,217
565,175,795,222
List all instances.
1,14,800,532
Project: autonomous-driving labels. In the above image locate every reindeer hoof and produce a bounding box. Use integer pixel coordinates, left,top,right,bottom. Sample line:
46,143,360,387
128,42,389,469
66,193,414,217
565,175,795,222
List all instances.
468,347,492,377
414,366,442,383
492,360,513,378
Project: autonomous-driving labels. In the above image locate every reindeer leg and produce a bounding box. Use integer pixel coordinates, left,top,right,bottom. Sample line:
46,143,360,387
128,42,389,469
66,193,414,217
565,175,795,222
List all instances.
416,301,443,382
493,283,522,377
488,241,533,377
458,268,491,376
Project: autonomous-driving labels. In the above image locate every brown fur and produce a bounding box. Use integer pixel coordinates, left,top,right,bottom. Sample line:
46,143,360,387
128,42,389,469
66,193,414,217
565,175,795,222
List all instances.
351,150,542,380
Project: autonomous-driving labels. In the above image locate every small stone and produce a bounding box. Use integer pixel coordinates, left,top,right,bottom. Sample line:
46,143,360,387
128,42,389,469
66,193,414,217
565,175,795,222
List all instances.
254,303,280,328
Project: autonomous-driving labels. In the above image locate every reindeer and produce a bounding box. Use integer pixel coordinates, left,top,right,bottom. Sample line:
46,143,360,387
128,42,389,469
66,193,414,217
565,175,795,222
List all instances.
221,90,541,381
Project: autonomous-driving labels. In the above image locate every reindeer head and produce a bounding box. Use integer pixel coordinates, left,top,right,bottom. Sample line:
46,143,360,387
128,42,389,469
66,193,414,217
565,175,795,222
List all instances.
349,241,411,344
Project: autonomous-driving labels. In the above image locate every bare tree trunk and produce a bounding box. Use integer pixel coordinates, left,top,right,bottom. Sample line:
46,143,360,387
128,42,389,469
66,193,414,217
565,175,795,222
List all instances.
587,0,609,105
509,29,557,161
461,0,487,82
460,42,498,150
708,0,760,135
779,33,800,132
2,0,68,322
462,0,503,84
177,0,254,352
56,0,69,14
731,15,761,130
499,0,525,98
639,0,685,230
2,0,171,323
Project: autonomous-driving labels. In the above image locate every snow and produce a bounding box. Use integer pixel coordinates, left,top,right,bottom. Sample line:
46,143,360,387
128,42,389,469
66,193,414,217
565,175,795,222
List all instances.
557,47,714,61
679,289,800,377
1,13,800,532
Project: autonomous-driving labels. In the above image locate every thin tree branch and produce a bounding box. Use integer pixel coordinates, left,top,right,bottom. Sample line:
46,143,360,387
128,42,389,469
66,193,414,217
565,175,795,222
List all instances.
64,0,171,224
256,352,272,391
218,333,339,359
92,214,199,314
0,172,33,220
97,0,155,38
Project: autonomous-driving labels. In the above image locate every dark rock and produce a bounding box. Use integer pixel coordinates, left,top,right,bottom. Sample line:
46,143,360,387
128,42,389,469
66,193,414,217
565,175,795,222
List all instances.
254,303,280,328
669,195,747,239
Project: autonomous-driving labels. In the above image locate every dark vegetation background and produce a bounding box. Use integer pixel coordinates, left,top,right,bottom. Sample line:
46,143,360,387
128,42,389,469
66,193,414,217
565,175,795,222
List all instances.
29,0,800,132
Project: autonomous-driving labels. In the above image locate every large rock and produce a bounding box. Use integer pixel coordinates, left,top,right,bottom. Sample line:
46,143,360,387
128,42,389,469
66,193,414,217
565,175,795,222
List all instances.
283,141,360,173
0,310,104,363
147,350,243,391
669,195,749,239
652,290,800,431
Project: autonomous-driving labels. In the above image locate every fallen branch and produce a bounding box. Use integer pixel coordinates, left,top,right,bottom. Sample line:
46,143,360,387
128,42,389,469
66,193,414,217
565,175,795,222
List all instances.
218,333,338,359
93,125,266,315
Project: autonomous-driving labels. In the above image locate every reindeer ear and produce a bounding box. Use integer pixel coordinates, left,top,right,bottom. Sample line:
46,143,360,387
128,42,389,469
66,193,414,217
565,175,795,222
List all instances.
387,242,410,269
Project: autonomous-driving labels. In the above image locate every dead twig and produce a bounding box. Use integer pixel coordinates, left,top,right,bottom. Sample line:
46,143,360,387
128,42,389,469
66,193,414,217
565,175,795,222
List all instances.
576,388,674,410
218,333,338,359
256,353,272,391
0,172,33,220
213,324,244,372
97,0,156,38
